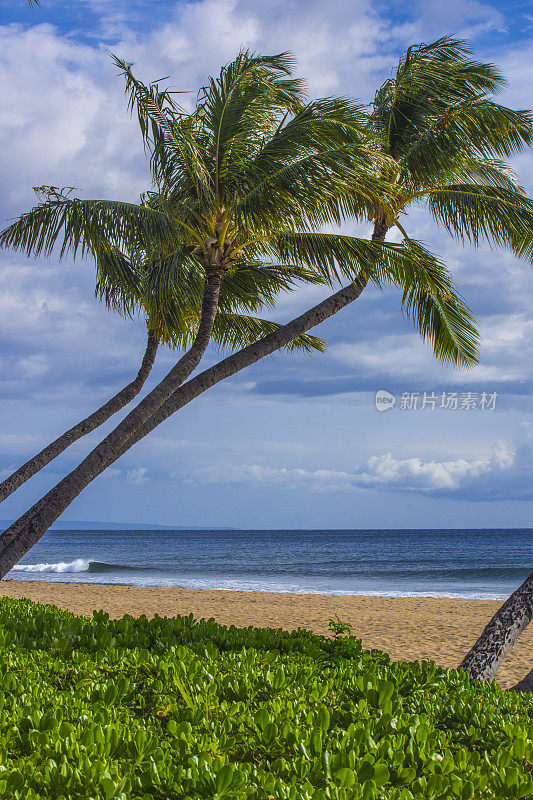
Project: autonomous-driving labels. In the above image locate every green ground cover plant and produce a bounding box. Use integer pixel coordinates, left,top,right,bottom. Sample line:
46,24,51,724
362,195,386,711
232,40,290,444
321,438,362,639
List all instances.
0,597,532,799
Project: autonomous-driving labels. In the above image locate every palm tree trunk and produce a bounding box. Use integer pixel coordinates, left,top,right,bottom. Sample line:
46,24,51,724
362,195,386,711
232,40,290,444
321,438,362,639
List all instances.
458,569,533,682
0,329,159,504
0,268,224,577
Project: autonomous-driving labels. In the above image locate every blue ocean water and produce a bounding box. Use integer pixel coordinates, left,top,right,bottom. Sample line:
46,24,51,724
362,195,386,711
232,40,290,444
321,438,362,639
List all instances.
3,528,532,600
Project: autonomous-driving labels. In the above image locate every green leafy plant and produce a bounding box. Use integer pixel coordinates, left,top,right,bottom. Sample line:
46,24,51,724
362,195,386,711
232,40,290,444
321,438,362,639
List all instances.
0,597,532,799
328,614,355,640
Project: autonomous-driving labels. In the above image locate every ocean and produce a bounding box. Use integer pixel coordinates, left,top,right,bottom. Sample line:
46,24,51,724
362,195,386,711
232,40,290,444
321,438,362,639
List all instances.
4,528,532,600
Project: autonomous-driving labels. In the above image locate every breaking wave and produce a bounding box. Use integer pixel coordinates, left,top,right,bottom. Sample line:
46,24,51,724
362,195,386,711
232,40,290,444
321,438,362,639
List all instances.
11,560,140,574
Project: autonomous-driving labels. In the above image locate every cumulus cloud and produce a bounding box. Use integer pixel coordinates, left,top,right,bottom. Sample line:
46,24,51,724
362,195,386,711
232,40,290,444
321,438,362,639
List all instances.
191,436,532,500
358,441,515,491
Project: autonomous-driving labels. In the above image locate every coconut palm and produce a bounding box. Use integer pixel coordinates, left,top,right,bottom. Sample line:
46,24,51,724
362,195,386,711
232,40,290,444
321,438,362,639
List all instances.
2,39,533,698
364,36,533,686
0,185,324,503
0,49,390,557
0,184,160,503
0,51,347,502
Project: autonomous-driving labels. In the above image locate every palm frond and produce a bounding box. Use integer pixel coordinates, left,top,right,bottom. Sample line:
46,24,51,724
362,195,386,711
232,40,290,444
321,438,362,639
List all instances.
400,99,533,187
234,97,368,197
196,50,305,200
171,310,326,353
438,158,522,192
112,56,214,205
221,261,327,312
93,248,144,316
0,189,183,261
236,150,388,234
371,240,480,367
427,184,533,257
130,250,327,344
269,232,398,284
372,37,507,159
271,232,479,366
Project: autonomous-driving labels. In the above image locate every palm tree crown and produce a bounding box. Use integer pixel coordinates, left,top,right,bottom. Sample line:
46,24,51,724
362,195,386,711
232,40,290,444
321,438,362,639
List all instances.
359,37,533,363
0,52,382,355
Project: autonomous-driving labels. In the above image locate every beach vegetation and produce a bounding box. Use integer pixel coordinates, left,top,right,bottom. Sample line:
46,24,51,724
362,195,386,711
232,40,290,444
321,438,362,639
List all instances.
328,615,355,640
1,597,533,799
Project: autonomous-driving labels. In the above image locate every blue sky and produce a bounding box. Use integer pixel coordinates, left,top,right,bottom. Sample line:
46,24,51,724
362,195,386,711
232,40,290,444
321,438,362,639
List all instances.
0,0,531,528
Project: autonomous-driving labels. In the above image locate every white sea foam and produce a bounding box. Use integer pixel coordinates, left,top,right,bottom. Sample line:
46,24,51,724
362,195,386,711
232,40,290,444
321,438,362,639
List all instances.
11,559,90,573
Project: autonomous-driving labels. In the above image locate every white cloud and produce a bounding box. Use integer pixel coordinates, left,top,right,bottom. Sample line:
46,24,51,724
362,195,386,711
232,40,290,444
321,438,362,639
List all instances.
99,465,149,484
126,466,149,484
329,308,533,385
358,441,514,490
190,438,527,497
0,24,148,213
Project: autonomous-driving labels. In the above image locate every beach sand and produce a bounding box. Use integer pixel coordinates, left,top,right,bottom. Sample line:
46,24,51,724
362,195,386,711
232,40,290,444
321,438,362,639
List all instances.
1,580,531,689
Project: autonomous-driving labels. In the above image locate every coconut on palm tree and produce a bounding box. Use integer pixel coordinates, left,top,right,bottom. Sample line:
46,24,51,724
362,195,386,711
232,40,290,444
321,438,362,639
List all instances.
1,42,533,693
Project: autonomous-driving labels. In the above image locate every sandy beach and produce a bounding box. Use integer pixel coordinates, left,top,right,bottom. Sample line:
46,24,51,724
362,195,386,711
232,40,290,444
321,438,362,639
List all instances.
1,580,531,689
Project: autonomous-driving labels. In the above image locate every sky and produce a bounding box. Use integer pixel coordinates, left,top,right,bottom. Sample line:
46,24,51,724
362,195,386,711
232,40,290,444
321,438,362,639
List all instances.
0,0,532,529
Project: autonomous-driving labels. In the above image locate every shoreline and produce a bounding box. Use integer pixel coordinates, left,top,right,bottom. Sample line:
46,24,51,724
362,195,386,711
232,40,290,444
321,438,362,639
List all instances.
5,577,513,601
2,580,531,689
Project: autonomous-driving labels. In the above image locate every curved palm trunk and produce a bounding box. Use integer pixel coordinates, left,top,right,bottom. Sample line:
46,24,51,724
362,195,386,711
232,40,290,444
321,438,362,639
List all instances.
458,569,533,682
0,267,369,578
0,330,159,504
0,269,224,577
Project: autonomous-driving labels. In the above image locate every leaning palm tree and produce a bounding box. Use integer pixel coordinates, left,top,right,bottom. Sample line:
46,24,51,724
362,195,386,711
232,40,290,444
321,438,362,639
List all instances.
0,185,160,504
0,49,390,554
2,40,533,700
0,51,346,502
0,185,324,503
364,37,533,686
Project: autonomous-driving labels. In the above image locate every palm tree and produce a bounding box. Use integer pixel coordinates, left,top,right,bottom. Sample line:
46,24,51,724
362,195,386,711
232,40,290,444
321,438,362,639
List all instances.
0,51,344,503
1,41,533,697
0,49,389,559
0,186,324,503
